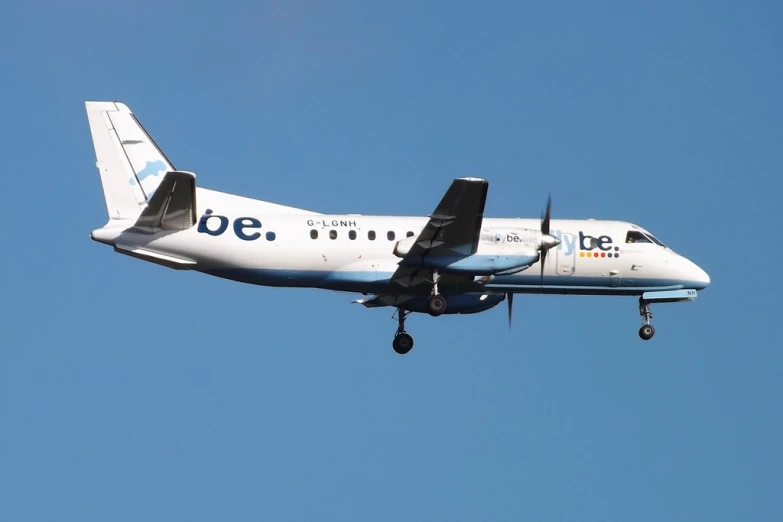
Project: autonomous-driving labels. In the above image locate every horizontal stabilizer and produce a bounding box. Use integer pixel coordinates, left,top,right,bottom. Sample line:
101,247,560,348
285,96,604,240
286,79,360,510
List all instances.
114,244,196,270
132,171,197,233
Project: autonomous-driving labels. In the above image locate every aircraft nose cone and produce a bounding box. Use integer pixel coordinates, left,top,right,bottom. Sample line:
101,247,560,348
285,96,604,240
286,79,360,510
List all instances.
689,261,710,290
697,266,710,288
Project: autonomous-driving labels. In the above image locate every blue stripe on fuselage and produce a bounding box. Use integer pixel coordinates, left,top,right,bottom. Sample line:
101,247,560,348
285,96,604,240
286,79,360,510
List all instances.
201,268,706,296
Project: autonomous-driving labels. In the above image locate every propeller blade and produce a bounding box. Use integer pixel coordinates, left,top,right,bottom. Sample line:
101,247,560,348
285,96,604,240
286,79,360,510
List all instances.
507,293,513,329
541,194,552,236
539,194,553,284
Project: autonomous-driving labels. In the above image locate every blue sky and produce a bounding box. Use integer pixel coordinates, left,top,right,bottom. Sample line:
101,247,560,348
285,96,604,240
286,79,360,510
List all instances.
1,1,781,520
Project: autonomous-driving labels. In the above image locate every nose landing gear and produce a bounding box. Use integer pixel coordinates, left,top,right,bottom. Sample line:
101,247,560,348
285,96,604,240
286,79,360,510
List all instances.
638,298,655,340
392,309,414,355
634,289,700,340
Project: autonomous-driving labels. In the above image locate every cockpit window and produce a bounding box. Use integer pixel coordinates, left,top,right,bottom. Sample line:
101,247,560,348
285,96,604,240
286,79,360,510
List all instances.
644,233,666,247
626,231,652,244
626,230,667,247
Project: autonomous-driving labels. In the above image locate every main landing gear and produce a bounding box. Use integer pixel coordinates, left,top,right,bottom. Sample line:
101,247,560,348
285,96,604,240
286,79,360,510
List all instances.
427,270,448,316
638,298,655,341
392,309,414,355
392,269,449,354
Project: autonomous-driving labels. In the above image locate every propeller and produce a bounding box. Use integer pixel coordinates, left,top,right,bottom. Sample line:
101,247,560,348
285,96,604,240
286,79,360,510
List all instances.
539,194,559,282
508,194,558,328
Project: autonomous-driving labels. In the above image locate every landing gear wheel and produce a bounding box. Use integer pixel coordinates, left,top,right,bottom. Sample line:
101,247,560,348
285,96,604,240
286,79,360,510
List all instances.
639,324,655,341
427,294,447,316
393,332,414,355
392,309,414,354
427,269,447,317
638,297,655,341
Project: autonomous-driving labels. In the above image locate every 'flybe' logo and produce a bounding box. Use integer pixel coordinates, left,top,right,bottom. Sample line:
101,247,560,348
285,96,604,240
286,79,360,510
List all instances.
553,231,622,258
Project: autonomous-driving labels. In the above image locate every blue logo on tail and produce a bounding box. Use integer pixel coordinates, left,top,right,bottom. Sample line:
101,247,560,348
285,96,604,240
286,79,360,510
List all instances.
130,160,166,186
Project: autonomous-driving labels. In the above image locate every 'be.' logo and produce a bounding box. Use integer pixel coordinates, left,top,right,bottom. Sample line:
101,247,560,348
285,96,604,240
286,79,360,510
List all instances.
579,232,621,258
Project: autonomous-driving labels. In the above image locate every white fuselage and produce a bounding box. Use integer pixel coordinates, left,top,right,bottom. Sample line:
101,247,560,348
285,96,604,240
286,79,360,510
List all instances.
91,188,711,297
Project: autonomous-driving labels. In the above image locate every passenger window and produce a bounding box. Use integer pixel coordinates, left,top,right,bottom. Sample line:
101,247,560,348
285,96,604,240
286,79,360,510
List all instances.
387,231,396,241
329,230,337,240
368,230,376,240
349,230,356,240
626,231,652,244
406,231,414,237
310,229,318,239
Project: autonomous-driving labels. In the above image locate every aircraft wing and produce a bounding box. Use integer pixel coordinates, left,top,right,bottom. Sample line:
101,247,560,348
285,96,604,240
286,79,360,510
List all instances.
389,177,488,288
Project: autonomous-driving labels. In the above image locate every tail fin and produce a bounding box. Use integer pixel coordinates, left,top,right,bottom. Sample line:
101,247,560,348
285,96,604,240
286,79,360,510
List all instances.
85,101,175,220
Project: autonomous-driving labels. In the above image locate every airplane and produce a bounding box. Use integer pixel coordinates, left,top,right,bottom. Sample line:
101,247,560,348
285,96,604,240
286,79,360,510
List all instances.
86,101,710,355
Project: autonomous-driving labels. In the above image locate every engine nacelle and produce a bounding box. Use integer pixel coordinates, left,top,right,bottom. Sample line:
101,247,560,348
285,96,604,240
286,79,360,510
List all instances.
400,293,505,315
479,227,541,248
393,227,546,275
393,235,418,257
394,227,541,258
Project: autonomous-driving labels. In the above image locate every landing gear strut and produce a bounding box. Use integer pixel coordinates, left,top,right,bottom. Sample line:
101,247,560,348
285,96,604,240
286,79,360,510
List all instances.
427,270,448,316
392,309,414,355
638,298,655,340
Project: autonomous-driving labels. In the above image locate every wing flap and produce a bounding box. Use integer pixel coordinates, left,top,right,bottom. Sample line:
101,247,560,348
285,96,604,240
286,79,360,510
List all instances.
354,295,415,308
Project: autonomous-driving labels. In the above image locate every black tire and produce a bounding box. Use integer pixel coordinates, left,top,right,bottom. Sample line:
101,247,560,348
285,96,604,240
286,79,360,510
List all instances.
393,332,414,355
427,294,447,316
639,324,655,341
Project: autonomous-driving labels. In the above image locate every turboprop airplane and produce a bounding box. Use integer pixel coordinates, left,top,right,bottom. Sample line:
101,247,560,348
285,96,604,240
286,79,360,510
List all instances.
86,101,710,354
